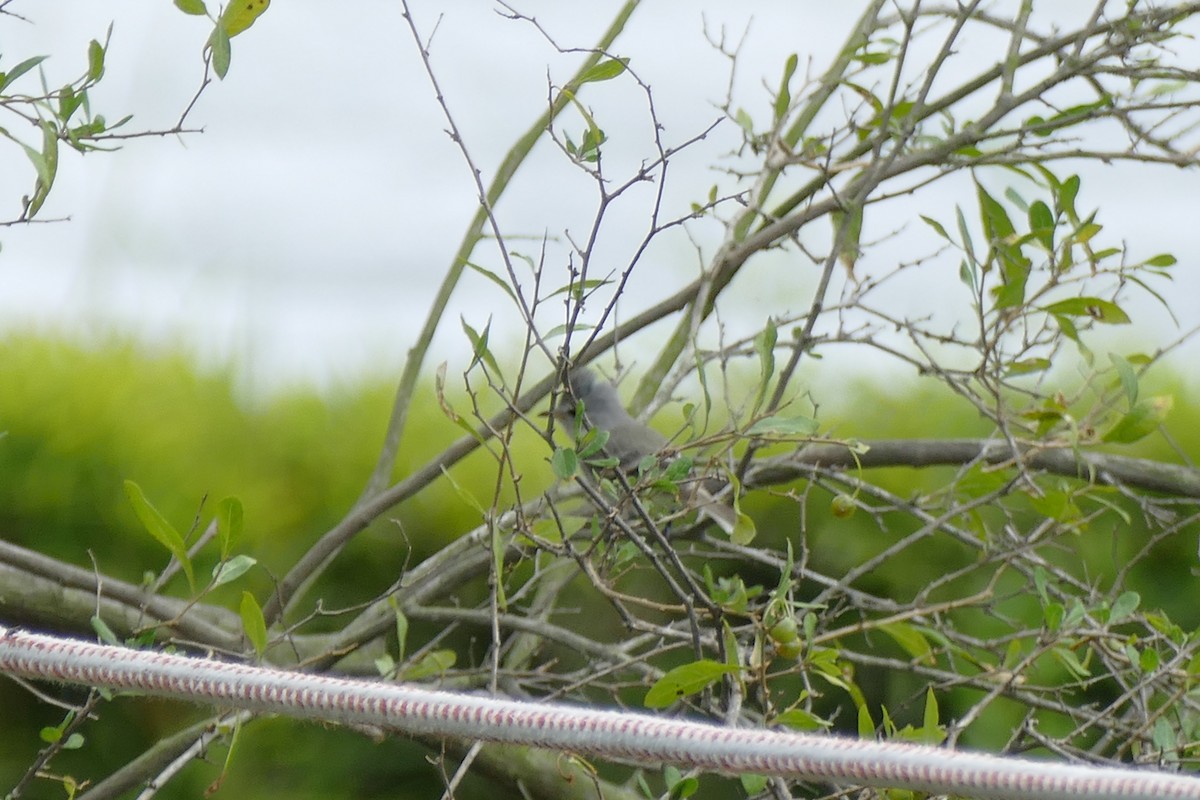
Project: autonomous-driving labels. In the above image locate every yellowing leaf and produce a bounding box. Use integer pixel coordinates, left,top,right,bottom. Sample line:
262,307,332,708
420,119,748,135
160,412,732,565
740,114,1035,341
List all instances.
220,0,270,37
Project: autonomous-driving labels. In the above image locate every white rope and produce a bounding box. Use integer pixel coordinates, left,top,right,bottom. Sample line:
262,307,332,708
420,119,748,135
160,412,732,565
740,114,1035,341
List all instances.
2,625,1196,799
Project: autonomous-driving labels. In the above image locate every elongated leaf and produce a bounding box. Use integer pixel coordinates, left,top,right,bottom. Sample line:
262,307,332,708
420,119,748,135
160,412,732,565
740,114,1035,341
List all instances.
746,414,819,437
240,591,268,656
578,57,629,84
774,54,798,123
212,554,257,587
1109,353,1138,405
215,495,244,559
1042,297,1130,324
123,480,195,590
644,660,740,709
0,55,48,93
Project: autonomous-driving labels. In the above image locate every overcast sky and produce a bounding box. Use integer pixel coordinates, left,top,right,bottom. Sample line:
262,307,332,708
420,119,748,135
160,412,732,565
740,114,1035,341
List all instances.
3,1,1197,397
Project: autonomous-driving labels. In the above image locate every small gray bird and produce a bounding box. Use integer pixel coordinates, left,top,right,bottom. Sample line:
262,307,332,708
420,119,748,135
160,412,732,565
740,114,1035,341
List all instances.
554,368,738,534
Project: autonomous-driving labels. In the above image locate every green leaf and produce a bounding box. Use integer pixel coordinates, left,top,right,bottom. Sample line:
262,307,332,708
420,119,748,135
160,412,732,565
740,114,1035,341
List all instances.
123,479,195,591
976,181,1015,241
550,447,579,479
460,316,501,374
87,39,106,82
91,615,120,646
772,707,830,731
739,775,770,795
754,319,776,413
1109,353,1138,405
240,591,268,656
402,650,456,680
577,427,609,459
212,554,256,587
1028,200,1054,250
831,202,863,272
0,55,48,94
174,0,208,14
644,660,740,709
920,214,950,241
1109,591,1141,624
731,511,756,546
1102,396,1172,443
392,599,409,662
578,57,629,84
1042,297,1130,324
1058,175,1081,218
774,53,798,123
879,622,934,665
21,121,59,219
464,260,517,303
215,495,243,559
746,414,819,437
923,687,939,730
209,22,231,79
1004,357,1051,376
857,702,875,738
1145,253,1176,267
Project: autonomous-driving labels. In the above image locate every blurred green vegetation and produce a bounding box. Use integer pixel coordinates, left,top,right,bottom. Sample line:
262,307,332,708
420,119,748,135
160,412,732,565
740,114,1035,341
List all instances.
1,331,1197,798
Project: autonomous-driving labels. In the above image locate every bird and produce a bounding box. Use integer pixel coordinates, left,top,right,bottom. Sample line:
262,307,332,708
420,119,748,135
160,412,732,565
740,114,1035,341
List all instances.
552,368,738,535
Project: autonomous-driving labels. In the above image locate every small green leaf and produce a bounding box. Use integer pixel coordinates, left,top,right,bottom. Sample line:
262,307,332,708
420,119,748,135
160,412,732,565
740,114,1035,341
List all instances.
402,650,456,680
215,496,244,559
240,591,268,656
753,319,777,413
174,0,208,14
772,708,830,731
739,775,770,795
1109,591,1141,624
1109,353,1138,405
209,23,231,78
920,214,950,241
731,511,756,546
857,702,875,738
1103,396,1172,443
464,260,517,303
578,57,629,84
923,687,939,730
644,660,740,709
90,615,120,645
123,479,194,591
879,622,934,665
746,414,819,437
1058,175,1081,218
577,427,609,459
1005,357,1051,376
212,554,257,587
0,55,48,93
774,53,798,123
87,39,106,81
460,315,501,374
388,599,409,663
1145,253,1176,267
1042,297,1130,324
1028,200,1054,250
550,447,578,479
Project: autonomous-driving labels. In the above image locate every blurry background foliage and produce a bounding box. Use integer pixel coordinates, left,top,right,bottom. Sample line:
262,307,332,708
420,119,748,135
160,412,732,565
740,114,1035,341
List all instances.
1,331,1196,797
